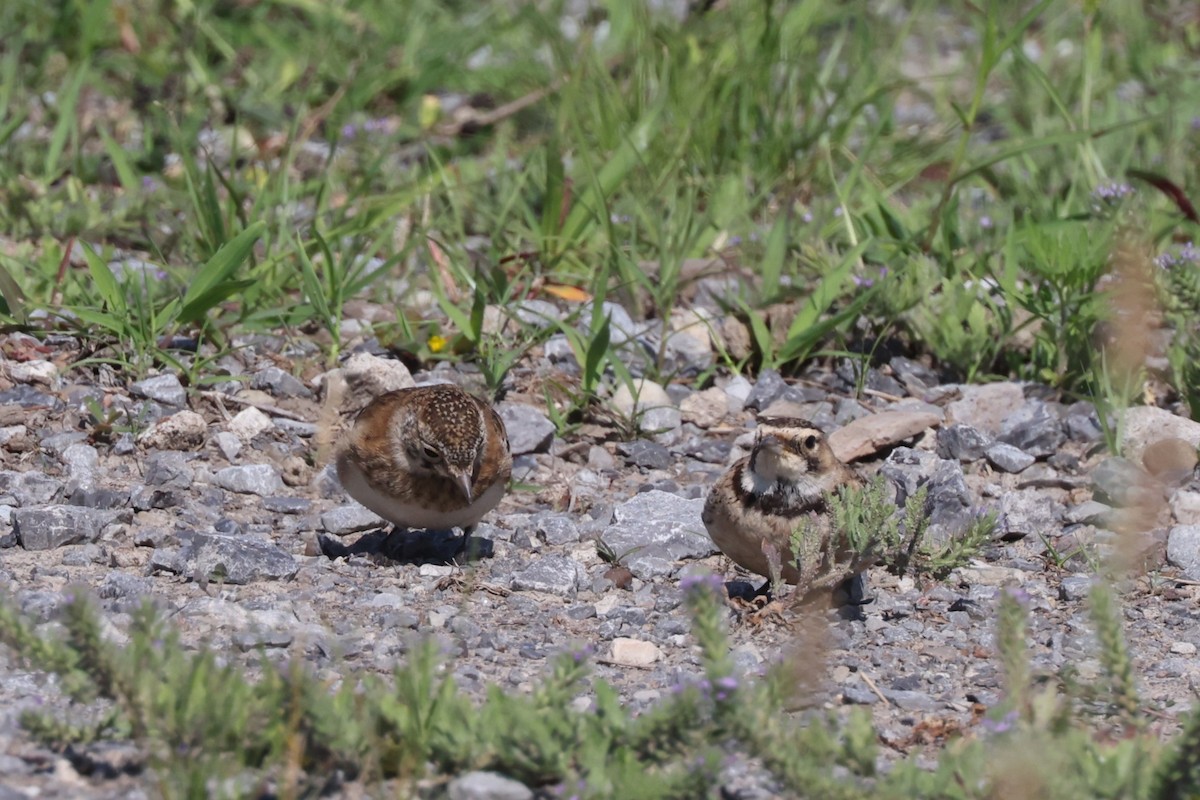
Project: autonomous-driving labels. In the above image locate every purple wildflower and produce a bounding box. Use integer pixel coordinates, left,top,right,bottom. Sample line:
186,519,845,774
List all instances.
1002,586,1031,608
679,572,724,595
981,709,1019,735
980,215,993,229
1092,182,1135,205
1156,241,1200,270
569,643,595,663
802,210,814,223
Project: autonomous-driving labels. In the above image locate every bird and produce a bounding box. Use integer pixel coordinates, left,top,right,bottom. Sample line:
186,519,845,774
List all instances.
335,383,512,538
702,417,870,606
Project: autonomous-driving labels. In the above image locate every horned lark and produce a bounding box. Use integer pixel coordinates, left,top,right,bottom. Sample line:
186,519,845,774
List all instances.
335,384,511,536
702,417,869,605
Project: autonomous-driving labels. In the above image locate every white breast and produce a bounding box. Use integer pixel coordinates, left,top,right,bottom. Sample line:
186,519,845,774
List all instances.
337,458,506,530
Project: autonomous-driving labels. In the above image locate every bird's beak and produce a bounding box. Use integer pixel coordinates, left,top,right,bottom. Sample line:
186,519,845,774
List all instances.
757,433,782,452
453,470,474,503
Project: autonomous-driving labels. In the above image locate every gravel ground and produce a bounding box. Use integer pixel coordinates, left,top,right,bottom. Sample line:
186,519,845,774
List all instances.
1,312,1199,798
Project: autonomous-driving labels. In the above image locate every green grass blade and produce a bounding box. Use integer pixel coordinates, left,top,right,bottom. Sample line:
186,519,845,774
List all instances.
178,222,266,323
43,59,89,179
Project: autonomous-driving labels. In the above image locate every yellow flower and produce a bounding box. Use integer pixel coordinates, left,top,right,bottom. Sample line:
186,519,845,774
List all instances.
428,334,447,353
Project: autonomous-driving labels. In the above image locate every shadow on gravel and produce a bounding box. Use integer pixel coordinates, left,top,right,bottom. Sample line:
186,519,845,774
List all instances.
316,528,494,565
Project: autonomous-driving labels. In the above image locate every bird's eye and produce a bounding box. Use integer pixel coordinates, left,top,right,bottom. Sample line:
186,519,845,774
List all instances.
420,444,442,462
804,435,818,450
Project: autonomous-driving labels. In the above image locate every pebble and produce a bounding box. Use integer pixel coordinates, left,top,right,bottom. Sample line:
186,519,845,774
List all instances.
945,382,1024,434
510,555,586,596
0,470,65,505
1166,525,1200,580
447,771,533,800
6,359,58,385
984,442,1035,473
599,491,716,579
13,506,117,550
181,532,299,584
60,443,99,491
228,407,274,441
680,386,729,428
618,440,672,470
321,504,383,535
1058,575,1092,601
138,410,208,450
610,637,662,666
130,374,187,407
214,431,242,461
251,367,312,398
996,400,1064,458
213,465,285,496
828,411,941,462
1169,642,1197,656
1091,458,1153,507
496,402,555,455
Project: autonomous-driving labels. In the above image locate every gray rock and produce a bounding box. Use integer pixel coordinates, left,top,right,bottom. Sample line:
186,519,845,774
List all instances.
447,771,533,800
251,366,312,398
997,401,1064,457
130,485,187,510
185,532,299,584
890,356,939,392
39,431,89,454
884,689,939,711
143,452,195,488
580,301,641,346
881,448,973,543
263,496,311,515
130,374,187,407
618,440,672,470
641,406,682,437
60,444,99,491
1091,458,1152,506
985,443,1035,473
744,369,787,411
68,487,128,509
998,490,1064,540
936,424,992,462
599,491,715,579
1064,401,1103,442
722,375,753,413
1064,500,1113,526
0,384,65,412
531,512,580,546
496,402,555,455
0,470,64,505
98,572,155,602
1059,575,1093,601
13,506,116,550
510,555,586,596
1167,525,1200,580
213,464,284,496
213,431,243,461
945,382,1024,434
322,503,382,535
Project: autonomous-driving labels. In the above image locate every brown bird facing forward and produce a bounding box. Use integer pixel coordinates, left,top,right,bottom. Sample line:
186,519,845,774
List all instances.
336,384,511,536
702,417,869,604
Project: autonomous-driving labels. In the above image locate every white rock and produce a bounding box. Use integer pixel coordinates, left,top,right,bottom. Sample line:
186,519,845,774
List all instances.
228,407,273,442
7,359,58,385
609,379,672,416
610,637,662,667
1120,406,1200,467
138,410,208,450
1169,641,1197,656
342,351,415,397
1171,491,1200,526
